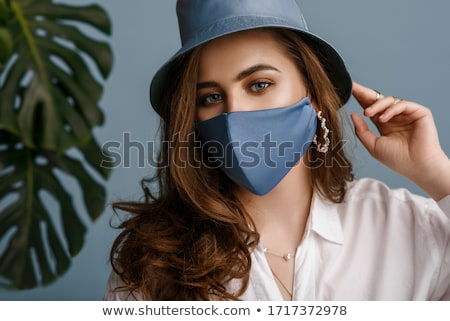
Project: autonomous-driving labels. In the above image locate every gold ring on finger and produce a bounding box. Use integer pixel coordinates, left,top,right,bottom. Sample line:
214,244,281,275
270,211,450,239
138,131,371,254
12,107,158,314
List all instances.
393,96,401,105
374,89,382,101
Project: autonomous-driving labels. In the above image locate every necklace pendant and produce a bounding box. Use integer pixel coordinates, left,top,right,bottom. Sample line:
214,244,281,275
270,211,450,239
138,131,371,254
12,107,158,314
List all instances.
263,247,294,262
283,253,292,261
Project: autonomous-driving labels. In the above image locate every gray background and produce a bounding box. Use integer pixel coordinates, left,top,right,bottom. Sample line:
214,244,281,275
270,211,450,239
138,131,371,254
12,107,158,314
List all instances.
1,0,449,300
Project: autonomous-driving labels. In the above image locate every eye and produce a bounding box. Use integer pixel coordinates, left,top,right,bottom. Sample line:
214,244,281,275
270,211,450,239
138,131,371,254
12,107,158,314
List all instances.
250,81,271,92
198,93,224,106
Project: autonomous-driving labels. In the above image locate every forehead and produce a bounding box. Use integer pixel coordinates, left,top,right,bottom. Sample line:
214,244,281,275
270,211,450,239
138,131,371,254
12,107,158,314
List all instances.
197,29,292,76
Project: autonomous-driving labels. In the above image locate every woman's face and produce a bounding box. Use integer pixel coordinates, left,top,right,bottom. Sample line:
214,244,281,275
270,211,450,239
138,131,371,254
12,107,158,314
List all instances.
196,29,308,122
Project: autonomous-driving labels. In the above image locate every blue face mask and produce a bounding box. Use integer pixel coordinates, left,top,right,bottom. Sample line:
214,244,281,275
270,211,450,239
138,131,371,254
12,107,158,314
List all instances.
196,97,317,195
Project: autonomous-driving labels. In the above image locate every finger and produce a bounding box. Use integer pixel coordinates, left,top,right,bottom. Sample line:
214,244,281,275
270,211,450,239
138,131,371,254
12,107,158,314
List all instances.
367,98,425,123
377,99,409,123
352,81,384,109
351,113,377,155
364,96,401,118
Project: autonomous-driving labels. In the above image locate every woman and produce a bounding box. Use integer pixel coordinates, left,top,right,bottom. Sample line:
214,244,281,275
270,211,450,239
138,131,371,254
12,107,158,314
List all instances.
104,0,450,300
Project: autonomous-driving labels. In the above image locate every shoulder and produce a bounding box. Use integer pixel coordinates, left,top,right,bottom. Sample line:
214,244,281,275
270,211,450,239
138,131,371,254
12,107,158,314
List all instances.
337,177,450,245
343,177,437,215
312,177,448,237
312,178,450,300
345,177,428,204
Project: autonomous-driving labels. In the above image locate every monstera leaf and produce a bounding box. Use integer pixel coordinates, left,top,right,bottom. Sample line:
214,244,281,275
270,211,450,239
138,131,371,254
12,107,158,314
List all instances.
0,0,112,289
0,1,13,68
1,0,112,151
0,130,109,288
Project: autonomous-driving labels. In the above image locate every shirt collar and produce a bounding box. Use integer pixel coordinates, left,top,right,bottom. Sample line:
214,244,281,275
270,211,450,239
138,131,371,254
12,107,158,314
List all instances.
308,190,344,245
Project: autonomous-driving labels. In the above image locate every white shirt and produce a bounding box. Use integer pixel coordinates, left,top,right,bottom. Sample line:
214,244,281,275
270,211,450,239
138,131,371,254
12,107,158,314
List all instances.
104,178,450,300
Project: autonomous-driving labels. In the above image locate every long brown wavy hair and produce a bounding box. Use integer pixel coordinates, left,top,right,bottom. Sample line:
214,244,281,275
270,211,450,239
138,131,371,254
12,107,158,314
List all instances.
109,28,354,300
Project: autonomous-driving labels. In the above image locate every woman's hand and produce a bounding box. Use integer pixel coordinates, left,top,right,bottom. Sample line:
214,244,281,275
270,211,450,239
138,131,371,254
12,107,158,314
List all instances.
351,81,450,201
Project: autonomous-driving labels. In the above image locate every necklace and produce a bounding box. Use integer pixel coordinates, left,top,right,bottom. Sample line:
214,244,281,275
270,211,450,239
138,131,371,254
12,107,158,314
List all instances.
269,267,293,298
263,247,295,261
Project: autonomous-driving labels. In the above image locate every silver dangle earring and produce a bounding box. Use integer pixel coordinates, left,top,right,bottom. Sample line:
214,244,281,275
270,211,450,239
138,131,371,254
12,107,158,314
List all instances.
313,111,330,153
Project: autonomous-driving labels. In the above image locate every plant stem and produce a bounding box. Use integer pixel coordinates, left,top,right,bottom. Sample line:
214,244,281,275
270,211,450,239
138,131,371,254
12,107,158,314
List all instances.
11,1,48,85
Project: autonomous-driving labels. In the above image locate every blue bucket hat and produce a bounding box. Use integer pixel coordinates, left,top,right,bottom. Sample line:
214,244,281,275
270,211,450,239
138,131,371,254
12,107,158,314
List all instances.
149,0,352,117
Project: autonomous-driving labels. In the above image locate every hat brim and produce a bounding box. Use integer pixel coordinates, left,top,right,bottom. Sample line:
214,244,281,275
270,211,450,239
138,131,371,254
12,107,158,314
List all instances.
150,17,352,117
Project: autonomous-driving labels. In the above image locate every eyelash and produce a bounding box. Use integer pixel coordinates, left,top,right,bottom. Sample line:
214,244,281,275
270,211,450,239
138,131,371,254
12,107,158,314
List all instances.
249,81,272,92
198,93,223,106
197,81,273,106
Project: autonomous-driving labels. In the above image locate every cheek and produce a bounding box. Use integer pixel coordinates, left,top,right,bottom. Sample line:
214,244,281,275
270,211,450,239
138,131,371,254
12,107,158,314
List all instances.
196,111,207,122
276,77,308,107
196,106,222,122
196,108,207,122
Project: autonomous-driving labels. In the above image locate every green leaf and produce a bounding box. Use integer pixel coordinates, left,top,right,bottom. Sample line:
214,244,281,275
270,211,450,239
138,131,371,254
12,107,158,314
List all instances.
79,137,111,179
0,129,108,289
34,20,112,78
0,0,113,290
0,0,113,153
58,154,108,221
26,3,111,35
0,0,11,67
0,27,13,66
0,0,9,26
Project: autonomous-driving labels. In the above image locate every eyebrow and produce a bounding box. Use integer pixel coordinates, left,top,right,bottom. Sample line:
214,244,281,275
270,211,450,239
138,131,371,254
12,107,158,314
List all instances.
237,64,280,80
196,64,280,90
197,81,219,90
